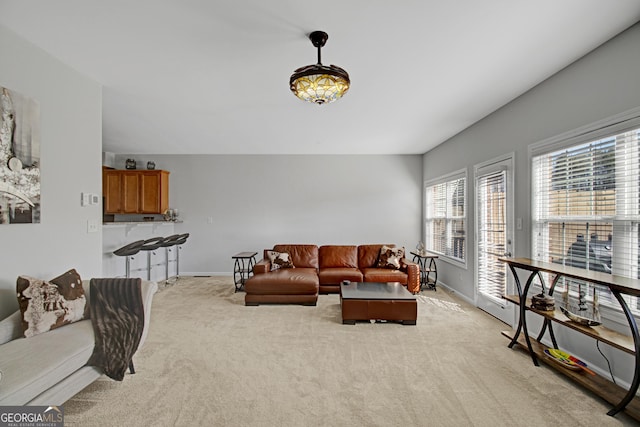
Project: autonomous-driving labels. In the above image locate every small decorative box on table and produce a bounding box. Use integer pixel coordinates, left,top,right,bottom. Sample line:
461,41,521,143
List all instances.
232,252,258,292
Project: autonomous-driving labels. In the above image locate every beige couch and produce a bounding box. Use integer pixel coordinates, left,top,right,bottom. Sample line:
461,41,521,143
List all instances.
0,279,157,405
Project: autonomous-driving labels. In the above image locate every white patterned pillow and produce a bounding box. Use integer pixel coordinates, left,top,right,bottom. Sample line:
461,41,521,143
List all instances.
376,245,405,269
266,250,295,271
16,269,88,338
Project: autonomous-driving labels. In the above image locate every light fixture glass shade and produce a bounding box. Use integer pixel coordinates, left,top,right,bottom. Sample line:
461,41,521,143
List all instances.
290,31,350,105
290,65,350,104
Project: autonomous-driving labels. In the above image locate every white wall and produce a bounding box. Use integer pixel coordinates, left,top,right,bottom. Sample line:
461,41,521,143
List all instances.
0,25,103,318
422,23,640,384
113,154,423,274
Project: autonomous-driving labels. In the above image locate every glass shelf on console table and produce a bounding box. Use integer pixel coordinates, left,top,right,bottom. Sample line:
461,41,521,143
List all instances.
499,257,640,421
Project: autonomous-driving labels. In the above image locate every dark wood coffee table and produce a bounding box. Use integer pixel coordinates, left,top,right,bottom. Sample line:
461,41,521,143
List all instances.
340,282,417,325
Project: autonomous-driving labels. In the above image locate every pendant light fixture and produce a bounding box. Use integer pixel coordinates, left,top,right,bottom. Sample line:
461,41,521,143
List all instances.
289,31,350,105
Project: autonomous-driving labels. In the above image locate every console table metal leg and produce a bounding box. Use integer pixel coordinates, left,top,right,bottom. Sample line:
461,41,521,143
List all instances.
607,290,640,416
536,319,558,350
507,265,539,366
543,273,560,349
507,264,523,348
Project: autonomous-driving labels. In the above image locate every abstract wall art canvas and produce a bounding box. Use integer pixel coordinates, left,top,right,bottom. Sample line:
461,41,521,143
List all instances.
0,86,41,224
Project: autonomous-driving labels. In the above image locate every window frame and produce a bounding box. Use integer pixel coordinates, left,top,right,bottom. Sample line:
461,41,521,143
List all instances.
424,168,468,268
529,107,640,324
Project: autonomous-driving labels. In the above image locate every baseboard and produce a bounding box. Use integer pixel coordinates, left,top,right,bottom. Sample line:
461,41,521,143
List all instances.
434,280,475,306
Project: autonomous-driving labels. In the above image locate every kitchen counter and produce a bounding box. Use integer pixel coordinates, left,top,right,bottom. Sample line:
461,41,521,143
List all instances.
102,220,183,281
103,220,183,226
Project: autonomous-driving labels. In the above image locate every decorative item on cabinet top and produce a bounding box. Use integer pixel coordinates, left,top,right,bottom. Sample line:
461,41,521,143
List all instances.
125,158,137,169
163,208,180,222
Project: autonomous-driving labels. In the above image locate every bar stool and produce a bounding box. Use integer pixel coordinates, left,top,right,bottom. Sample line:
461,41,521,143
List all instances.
113,240,146,278
173,233,190,280
139,237,165,280
159,234,180,282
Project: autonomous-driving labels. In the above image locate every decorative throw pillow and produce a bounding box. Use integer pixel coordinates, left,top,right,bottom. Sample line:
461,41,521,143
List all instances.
50,269,91,320
266,250,295,271
376,245,405,269
16,269,88,338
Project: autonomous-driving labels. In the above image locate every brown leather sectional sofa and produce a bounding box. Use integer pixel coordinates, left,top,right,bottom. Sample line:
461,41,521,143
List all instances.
244,244,420,306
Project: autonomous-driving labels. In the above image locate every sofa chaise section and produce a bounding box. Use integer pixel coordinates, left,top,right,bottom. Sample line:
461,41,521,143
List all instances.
244,244,320,306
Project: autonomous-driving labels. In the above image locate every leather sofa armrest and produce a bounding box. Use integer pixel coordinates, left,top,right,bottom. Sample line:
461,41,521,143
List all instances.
253,259,270,275
401,259,420,294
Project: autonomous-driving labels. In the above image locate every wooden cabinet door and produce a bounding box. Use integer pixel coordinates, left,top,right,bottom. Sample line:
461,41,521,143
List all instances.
122,172,140,213
140,171,169,214
139,172,160,213
103,170,122,214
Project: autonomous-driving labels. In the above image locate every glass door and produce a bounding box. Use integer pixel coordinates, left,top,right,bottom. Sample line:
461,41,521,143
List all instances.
475,155,515,324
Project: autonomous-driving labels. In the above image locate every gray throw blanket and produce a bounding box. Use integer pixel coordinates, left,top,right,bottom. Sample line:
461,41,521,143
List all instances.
87,278,144,381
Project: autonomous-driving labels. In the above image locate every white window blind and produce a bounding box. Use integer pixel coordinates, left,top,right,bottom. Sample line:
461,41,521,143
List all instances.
532,125,640,310
477,169,507,301
425,172,466,263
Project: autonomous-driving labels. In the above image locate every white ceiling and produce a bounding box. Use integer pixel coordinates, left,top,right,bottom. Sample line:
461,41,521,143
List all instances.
1,1,639,155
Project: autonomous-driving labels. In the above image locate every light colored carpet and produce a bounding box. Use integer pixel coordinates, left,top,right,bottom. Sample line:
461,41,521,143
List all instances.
63,277,636,426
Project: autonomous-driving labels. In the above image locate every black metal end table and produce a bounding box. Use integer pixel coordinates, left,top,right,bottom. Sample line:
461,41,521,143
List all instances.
410,251,438,291
232,251,257,292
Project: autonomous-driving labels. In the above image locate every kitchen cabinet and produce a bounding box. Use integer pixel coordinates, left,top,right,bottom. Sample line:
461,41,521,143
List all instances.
103,169,169,214
103,169,123,213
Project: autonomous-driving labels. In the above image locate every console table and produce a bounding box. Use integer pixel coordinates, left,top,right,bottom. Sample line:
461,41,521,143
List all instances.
232,252,257,292
410,251,438,291
499,257,640,420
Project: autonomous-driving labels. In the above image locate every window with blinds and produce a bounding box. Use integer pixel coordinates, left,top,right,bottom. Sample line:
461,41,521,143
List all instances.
425,171,466,264
532,125,640,311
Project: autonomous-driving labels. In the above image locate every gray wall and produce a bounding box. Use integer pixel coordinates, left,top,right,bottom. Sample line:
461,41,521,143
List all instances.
0,25,103,318
423,22,640,303
113,154,423,274
422,23,640,384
